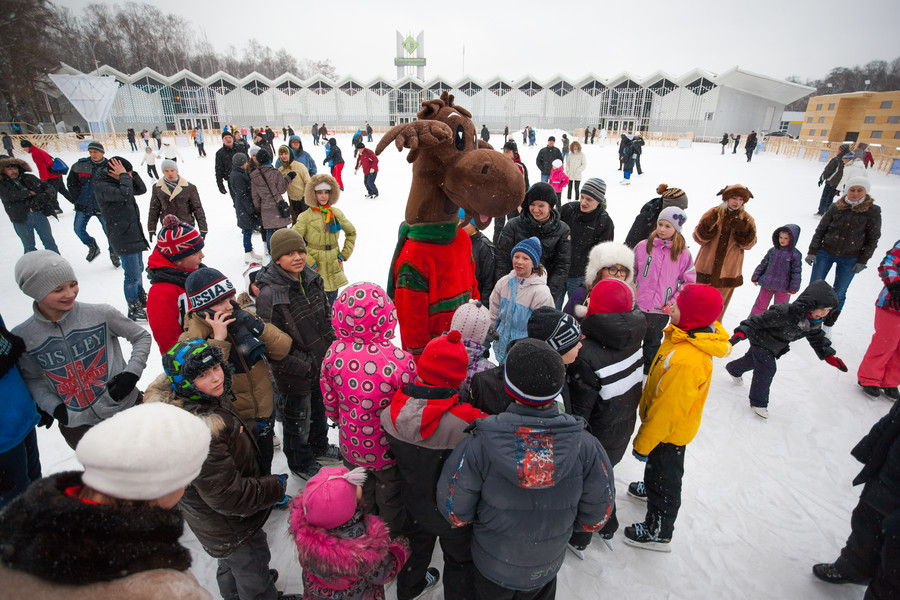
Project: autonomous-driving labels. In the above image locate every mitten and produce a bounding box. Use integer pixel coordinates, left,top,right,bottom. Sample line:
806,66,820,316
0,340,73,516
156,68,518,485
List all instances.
852,263,866,274
217,181,227,194
106,371,140,401
824,355,848,372
729,331,746,345
37,406,54,428
201,232,207,239
287,171,297,181
53,404,69,426
632,449,649,463
805,255,816,266
276,473,288,493
817,178,824,187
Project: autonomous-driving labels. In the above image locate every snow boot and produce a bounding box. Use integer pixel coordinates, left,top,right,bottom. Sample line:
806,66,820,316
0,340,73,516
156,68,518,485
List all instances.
85,242,101,262
627,481,647,502
883,387,900,401
127,300,147,321
812,563,866,585
623,522,671,553
138,288,147,308
752,406,769,419
244,250,262,263
314,443,342,462
859,382,882,399
399,567,440,600
109,251,120,268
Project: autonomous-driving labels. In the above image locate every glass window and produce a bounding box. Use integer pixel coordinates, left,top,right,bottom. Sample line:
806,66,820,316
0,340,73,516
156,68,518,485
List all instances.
818,117,825,123
828,103,836,110
816,104,823,110
880,101,893,109
807,116,813,123
887,116,900,124
894,131,900,139
821,129,827,135
864,116,876,123
809,129,816,135
871,131,882,138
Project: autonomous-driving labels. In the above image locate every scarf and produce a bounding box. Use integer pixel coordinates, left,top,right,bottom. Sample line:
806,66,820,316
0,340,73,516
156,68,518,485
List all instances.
164,178,178,192
312,205,342,233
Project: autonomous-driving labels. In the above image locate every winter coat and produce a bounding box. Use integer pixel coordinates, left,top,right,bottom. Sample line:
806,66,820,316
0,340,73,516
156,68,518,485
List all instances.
548,165,569,193
229,165,260,230
214,138,249,189
568,308,646,465
145,247,198,355
633,322,731,455
93,163,150,256
148,177,207,234
459,339,494,404
289,503,409,600
319,125,328,138
278,136,317,176
157,145,184,162
249,164,290,229
293,174,357,292
382,383,484,538
180,312,290,421
145,375,283,559
0,472,211,600
734,280,838,360
480,126,490,142
0,316,38,455
819,150,849,188
67,157,106,213
751,224,802,293
324,140,344,166
24,145,62,181
566,150,586,180
808,195,881,264
633,237,696,313
494,205,572,299
0,159,57,223
321,284,417,470
745,132,758,151
721,134,729,146
469,229,496,300
536,145,563,176
876,239,900,313
850,400,900,515
277,158,311,203
437,402,614,591
624,197,663,249
559,202,615,278
12,302,150,428
355,148,379,173
622,138,644,170
490,270,555,364
693,203,758,288
255,263,335,394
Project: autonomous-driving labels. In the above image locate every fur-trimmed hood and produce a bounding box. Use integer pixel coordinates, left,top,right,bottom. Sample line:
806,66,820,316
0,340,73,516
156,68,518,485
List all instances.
835,193,875,213
304,172,341,208
584,241,636,287
0,157,31,180
143,373,227,438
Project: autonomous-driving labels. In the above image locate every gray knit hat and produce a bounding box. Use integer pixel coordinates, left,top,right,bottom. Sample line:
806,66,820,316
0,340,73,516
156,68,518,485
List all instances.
15,250,77,301
581,178,607,203
87,141,104,153
232,152,248,167
160,159,178,172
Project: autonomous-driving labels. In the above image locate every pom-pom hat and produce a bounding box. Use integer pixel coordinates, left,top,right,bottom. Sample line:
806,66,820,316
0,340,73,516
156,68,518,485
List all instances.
300,466,367,529
588,278,636,315
451,300,493,345
417,330,469,388
156,214,204,260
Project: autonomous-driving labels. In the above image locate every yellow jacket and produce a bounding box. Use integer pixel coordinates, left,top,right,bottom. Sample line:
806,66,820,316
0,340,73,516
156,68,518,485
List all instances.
633,322,732,455
277,161,311,203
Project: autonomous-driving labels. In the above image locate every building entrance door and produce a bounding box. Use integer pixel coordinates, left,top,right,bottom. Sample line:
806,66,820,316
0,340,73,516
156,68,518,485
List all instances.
845,132,859,142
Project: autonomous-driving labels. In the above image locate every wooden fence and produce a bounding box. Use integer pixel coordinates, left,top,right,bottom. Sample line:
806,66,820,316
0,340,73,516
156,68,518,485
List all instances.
757,137,899,174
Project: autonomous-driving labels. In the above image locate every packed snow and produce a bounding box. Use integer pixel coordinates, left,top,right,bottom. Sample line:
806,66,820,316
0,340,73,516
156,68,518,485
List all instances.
3,130,897,599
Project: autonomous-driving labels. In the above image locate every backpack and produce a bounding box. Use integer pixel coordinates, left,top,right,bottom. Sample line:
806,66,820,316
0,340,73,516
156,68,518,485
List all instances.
49,157,69,175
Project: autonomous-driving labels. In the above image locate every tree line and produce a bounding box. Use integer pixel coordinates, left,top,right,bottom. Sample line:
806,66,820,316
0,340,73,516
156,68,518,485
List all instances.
784,57,900,111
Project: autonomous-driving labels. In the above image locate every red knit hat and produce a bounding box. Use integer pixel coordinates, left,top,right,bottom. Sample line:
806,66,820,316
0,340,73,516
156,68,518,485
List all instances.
587,278,636,316
156,214,204,261
416,330,469,388
675,284,723,331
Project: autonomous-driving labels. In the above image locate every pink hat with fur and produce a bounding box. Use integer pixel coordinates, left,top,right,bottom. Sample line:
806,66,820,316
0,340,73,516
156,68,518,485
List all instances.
300,466,367,529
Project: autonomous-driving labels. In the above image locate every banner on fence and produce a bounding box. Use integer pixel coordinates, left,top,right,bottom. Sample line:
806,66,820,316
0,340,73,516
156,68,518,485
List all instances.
890,158,900,176
819,150,830,162
677,138,692,148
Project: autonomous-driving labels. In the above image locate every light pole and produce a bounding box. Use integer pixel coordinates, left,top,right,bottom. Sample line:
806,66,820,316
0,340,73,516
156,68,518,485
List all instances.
88,35,106,73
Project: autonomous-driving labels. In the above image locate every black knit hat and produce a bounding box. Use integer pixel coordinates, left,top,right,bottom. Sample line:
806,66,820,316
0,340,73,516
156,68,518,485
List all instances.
185,268,236,311
527,307,582,355
255,148,272,165
504,339,565,406
524,182,558,209
503,140,518,152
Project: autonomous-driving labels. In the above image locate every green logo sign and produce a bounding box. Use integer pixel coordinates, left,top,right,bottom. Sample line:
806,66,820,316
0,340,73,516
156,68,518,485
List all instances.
402,36,418,55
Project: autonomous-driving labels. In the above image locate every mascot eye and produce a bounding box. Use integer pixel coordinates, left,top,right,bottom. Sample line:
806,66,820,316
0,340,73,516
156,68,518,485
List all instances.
455,125,466,151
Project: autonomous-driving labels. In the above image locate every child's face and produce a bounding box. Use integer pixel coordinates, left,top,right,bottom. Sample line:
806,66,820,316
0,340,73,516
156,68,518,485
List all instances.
512,252,534,278
315,189,331,206
207,297,234,315
778,232,791,247
145,148,152,153
163,168,178,181
668,302,682,326
656,219,676,240
276,250,307,274
809,307,833,320
193,363,225,397
599,264,629,281
174,250,204,271
40,281,79,313
279,151,290,164
560,341,582,365
726,196,745,210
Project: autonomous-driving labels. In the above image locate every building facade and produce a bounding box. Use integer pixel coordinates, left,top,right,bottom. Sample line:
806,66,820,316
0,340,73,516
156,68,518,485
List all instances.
802,90,900,146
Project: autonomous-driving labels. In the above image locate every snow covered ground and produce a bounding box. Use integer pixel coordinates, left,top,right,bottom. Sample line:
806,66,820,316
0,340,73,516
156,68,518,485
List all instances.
3,131,897,599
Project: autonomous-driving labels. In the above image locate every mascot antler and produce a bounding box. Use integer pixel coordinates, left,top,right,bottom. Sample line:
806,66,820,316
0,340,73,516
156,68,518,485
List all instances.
375,121,453,163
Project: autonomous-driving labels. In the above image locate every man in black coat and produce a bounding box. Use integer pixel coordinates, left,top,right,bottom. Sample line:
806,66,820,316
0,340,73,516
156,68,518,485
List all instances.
229,153,262,261
624,185,689,249
559,177,615,307
814,400,900,599
535,137,562,183
480,124,490,143
745,131,758,162
215,131,248,195
494,182,571,302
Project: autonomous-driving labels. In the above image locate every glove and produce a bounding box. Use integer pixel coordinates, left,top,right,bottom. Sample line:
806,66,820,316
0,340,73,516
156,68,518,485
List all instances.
286,171,297,181
217,181,227,194
107,371,140,401
36,406,55,428
824,355,848,372
805,255,816,266
817,178,824,187
229,301,265,337
148,230,156,241
852,263,866,274
632,450,649,463
53,403,68,427
201,232,207,239
729,331,746,345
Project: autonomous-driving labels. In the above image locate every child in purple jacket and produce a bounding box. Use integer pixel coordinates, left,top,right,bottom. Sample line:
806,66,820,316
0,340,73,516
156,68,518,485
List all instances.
633,206,696,371
750,224,802,315
320,283,417,536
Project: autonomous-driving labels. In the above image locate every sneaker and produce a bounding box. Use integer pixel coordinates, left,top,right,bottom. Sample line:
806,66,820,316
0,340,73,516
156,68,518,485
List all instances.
567,543,586,560
859,383,882,399
882,387,900,401
752,406,769,419
315,444,342,462
109,251,120,268
291,461,322,480
623,522,671,553
273,494,292,510
400,567,440,600
85,242,101,263
627,481,647,502
370,194,378,199
127,300,147,321
812,563,865,585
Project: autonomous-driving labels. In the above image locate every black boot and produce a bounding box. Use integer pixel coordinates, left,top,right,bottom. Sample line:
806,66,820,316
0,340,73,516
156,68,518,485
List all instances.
85,242,101,262
127,300,147,321
138,288,147,308
109,251,120,268
812,563,865,585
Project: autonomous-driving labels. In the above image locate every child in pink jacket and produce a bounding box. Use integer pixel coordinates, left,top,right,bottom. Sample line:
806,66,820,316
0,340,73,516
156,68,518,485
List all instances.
320,282,417,535
633,206,696,372
549,159,570,202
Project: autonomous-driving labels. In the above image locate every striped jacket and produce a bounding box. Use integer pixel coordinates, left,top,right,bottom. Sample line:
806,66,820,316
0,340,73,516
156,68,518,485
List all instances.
876,239,900,313
567,308,647,465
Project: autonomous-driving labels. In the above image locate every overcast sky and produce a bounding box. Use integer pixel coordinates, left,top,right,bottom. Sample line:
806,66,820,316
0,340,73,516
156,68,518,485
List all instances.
56,0,900,82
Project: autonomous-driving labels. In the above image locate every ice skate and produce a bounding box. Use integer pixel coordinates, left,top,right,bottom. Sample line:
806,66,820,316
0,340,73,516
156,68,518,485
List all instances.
627,481,647,502
858,382,882,398
883,387,900,401
752,406,769,419
623,523,671,553
566,543,586,560
85,242,101,262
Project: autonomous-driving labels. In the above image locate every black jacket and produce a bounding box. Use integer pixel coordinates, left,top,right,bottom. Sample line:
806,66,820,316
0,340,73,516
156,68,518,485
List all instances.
734,280,838,359
470,230,496,300
624,197,663,249
536,146,562,176
480,126,490,142
67,157,105,213
215,139,249,189
808,196,882,264
0,160,56,223
93,159,149,255
229,165,259,230
559,202,615,277
494,202,572,298
324,139,344,166
851,401,900,515
567,308,646,465
745,132,758,151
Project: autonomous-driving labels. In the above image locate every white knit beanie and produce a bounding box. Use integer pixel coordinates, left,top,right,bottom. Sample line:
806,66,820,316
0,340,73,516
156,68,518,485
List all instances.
14,250,77,301
451,300,493,345
844,176,870,195
77,403,211,501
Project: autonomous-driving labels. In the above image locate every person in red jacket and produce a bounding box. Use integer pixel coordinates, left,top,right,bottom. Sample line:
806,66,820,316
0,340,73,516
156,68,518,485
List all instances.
354,142,379,198
19,140,68,211
145,215,205,355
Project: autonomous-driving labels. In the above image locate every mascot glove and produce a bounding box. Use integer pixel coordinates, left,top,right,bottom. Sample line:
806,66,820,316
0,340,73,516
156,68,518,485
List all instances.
805,255,816,266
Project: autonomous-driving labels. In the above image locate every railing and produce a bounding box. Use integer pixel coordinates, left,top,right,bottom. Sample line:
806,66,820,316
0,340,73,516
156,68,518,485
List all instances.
757,137,899,174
